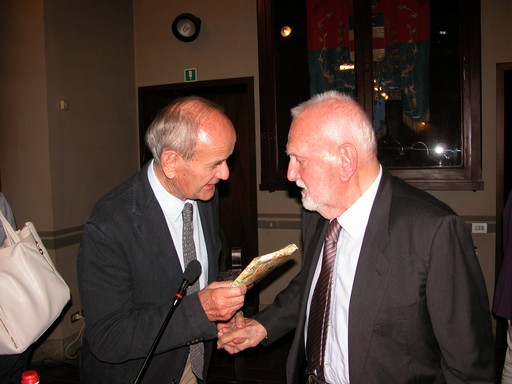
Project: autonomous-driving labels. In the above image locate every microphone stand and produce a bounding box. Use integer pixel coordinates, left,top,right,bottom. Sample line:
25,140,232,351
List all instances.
133,260,201,383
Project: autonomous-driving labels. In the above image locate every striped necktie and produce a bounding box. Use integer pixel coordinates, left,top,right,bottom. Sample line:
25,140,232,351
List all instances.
306,219,342,381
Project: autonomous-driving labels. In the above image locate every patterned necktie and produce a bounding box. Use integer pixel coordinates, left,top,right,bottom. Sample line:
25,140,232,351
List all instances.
182,202,204,379
306,219,342,380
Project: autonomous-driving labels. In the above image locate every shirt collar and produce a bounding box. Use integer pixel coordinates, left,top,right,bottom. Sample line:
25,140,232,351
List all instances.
147,159,195,222
338,165,382,240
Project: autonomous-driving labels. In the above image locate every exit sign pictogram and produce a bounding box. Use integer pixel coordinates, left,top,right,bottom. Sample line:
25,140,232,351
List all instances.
185,68,197,82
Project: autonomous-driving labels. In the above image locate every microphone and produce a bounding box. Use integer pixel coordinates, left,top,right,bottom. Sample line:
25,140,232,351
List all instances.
133,260,202,384
184,259,202,283
173,260,202,306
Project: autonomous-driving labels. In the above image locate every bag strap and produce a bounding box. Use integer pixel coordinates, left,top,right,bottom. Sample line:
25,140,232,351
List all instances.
0,210,20,244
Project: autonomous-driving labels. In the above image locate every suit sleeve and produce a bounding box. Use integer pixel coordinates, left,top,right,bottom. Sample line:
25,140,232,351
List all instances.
254,211,324,344
254,271,301,344
426,215,495,382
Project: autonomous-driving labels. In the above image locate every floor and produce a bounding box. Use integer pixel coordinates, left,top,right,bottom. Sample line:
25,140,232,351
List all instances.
208,332,291,384
30,358,80,384
30,333,292,384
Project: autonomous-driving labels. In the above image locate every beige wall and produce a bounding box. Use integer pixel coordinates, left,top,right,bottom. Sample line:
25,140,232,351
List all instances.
0,0,137,348
0,0,510,354
0,1,53,227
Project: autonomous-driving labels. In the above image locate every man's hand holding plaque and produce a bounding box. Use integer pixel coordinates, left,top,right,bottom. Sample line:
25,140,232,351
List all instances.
230,244,298,289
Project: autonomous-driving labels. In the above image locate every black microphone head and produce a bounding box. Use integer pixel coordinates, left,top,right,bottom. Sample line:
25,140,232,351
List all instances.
183,260,201,284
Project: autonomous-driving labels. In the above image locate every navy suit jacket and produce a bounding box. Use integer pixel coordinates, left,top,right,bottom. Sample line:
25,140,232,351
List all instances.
255,170,494,383
78,163,221,383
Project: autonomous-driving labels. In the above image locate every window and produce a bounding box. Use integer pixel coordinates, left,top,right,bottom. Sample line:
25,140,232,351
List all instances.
258,0,482,191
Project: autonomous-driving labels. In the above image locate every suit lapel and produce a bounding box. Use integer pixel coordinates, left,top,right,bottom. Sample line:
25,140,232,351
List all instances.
303,215,329,298
348,171,393,384
197,196,219,283
132,165,183,283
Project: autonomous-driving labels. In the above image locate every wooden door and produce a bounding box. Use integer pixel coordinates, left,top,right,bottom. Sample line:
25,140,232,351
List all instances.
138,77,259,312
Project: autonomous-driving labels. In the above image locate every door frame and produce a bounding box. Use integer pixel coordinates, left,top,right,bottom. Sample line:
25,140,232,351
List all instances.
495,62,512,378
496,62,512,278
137,77,258,286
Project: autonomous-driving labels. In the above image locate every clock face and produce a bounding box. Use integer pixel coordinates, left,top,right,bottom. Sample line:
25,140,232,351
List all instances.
177,19,196,37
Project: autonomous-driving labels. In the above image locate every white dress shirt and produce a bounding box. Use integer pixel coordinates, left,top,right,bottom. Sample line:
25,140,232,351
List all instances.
147,160,208,288
306,166,382,384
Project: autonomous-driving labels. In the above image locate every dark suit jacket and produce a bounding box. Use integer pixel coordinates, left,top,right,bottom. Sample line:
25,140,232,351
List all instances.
255,170,494,383
77,163,221,383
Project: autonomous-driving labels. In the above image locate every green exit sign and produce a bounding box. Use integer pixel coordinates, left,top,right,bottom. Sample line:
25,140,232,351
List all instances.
184,68,197,82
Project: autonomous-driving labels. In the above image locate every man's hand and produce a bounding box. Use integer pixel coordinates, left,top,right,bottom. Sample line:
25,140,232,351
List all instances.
217,310,246,336
197,281,246,322
217,316,268,354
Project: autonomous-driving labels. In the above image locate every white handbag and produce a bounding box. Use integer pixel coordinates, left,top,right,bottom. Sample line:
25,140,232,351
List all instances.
0,211,70,354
